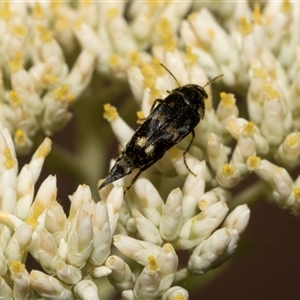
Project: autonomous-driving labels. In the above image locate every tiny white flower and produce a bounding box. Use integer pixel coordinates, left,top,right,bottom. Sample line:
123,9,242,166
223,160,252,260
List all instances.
74,279,100,300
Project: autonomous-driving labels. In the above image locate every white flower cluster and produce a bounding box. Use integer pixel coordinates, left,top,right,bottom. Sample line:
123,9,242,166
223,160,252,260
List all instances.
0,121,249,299
0,2,95,154
0,0,300,299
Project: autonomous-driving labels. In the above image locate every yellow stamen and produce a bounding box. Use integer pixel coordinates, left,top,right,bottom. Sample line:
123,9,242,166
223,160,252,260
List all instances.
247,155,261,171
3,148,16,169
220,92,235,107
9,90,22,106
12,25,27,37
9,52,23,72
0,1,12,21
109,54,120,67
10,261,25,273
243,121,255,136
103,103,118,122
148,255,159,271
34,137,52,159
221,164,236,177
186,46,198,65
37,25,53,43
263,85,281,101
33,2,44,19
253,4,261,24
239,17,252,35
54,85,74,102
14,130,26,145
281,0,292,14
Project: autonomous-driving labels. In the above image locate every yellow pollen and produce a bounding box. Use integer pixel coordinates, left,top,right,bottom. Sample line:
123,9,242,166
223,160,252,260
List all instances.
221,164,235,177
263,85,281,101
157,17,176,51
14,130,26,144
0,1,12,20
253,4,261,24
247,155,261,171
148,255,159,271
9,90,22,106
188,12,197,21
220,92,235,107
163,243,173,253
3,148,16,170
35,137,52,159
253,68,268,79
10,261,25,273
26,205,43,227
281,0,292,14
44,73,58,85
137,111,146,124
106,7,118,19
129,51,140,65
186,46,198,65
12,25,27,37
239,17,252,35
37,25,53,43
33,2,44,19
109,54,120,67
286,132,300,147
294,188,300,200
243,121,255,136
103,103,118,122
55,17,68,31
54,85,74,102
173,295,185,300
9,52,23,72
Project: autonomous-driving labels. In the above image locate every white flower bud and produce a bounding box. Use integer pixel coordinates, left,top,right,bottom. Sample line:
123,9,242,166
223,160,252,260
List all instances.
207,133,229,173
10,261,33,300
5,223,33,265
30,270,74,300
67,208,93,268
216,164,241,188
105,255,134,291
113,235,160,266
161,286,189,300
133,256,161,300
89,201,112,266
176,201,229,250
74,279,99,300
69,184,94,220
134,177,164,227
36,229,60,274
188,228,232,274
44,201,67,245
275,132,300,167
223,204,250,235
0,276,13,299
57,260,82,285
160,188,183,241
103,103,135,148
182,160,206,220
133,209,163,245
28,137,52,183
199,187,231,210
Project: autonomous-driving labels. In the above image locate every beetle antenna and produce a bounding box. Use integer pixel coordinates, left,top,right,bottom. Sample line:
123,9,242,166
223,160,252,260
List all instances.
160,63,181,87
203,74,223,88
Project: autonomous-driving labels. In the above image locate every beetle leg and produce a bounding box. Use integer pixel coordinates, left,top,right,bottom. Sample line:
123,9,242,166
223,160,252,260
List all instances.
150,99,164,112
183,130,197,176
